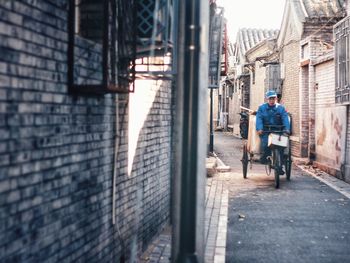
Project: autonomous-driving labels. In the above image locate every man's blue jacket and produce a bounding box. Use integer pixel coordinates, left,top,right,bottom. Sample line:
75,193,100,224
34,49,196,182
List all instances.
256,103,290,132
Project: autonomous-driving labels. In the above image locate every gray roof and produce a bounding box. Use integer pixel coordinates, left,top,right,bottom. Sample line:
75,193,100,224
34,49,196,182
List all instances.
299,0,346,19
236,28,279,55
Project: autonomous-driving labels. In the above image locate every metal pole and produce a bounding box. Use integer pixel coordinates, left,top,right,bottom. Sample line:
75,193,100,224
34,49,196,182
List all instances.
209,88,214,152
172,0,208,262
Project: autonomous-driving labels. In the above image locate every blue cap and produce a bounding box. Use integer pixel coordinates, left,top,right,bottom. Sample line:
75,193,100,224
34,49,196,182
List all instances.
265,90,277,98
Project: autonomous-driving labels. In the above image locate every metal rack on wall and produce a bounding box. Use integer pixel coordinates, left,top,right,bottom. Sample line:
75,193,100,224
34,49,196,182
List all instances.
67,0,177,94
334,16,350,104
134,0,177,81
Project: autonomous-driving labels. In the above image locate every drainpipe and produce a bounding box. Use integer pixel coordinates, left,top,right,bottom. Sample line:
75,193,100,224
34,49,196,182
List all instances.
209,88,214,152
172,0,208,262
112,94,119,225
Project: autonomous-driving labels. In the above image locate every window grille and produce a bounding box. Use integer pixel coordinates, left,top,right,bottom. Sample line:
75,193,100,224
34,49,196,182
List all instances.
68,0,176,94
134,0,176,79
334,16,350,104
68,0,135,94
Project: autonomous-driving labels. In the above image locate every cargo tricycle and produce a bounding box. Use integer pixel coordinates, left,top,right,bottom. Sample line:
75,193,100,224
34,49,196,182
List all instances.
241,114,292,188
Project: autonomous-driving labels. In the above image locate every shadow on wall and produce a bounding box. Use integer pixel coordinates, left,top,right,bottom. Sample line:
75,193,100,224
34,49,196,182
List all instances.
114,79,173,260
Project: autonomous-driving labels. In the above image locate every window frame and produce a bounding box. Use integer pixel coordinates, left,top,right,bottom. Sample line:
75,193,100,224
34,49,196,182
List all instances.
334,17,350,104
67,0,134,94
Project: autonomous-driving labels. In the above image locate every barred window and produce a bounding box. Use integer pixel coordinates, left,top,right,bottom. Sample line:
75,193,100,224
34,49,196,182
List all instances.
334,17,350,104
68,0,175,94
68,0,135,94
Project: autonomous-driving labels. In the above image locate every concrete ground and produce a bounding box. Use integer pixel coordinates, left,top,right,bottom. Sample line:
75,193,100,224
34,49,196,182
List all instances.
214,132,350,263
140,131,350,263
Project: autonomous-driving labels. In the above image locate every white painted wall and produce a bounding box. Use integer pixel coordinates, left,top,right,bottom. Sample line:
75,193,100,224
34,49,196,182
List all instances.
314,59,347,170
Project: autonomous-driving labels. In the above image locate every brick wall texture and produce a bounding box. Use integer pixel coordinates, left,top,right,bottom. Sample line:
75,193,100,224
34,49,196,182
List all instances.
228,92,240,135
315,60,335,108
250,62,266,111
0,1,172,262
299,65,310,157
314,59,349,173
280,41,301,157
314,58,350,180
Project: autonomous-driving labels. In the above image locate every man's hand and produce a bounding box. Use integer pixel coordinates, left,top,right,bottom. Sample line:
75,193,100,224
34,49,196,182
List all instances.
257,130,263,135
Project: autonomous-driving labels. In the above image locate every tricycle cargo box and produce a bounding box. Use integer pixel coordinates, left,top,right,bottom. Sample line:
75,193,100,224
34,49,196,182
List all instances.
247,115,261,154
268,133,289,147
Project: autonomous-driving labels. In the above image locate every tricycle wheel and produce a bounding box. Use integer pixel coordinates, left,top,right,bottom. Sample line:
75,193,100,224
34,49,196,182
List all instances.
265,156,272,175
242,143,248,179
273,148,281,188
285,147,292,180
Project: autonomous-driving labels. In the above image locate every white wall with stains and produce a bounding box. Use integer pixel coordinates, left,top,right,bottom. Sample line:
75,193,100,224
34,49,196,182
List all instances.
314,59,348,171
315,107,347,169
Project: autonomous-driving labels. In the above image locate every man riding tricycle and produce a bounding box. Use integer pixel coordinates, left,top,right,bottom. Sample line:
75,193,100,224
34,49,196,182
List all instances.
241,90,292,188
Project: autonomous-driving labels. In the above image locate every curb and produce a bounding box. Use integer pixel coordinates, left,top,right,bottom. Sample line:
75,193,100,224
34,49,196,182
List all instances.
211,152,231,172
296,164,350,199
210,153,230,262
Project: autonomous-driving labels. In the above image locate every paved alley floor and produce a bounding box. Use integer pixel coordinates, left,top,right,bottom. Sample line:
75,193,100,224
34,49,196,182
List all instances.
140,131,350,263
214,132,350,263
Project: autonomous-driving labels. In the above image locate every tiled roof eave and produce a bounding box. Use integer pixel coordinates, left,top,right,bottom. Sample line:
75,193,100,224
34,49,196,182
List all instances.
304,15,346,24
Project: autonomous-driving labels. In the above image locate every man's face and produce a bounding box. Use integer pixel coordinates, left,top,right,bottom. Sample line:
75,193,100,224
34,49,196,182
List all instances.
267,96,277,106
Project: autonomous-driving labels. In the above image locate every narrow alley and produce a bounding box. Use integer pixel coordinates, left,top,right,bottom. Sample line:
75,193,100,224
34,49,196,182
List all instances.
214,132,350,263
2,1,350,262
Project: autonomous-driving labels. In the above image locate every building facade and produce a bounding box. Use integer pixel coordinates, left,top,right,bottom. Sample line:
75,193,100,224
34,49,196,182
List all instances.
0,1,174,262
277,0,346,158
226,28,278,136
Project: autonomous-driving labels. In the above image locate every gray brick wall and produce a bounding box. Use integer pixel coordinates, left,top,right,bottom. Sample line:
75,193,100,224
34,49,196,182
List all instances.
314,59,348,176
228,92,240,135
0,1,172,262
301,37,334,159
250,61,266,111
280,41,301,157
299,65,310,157
314,60,335,107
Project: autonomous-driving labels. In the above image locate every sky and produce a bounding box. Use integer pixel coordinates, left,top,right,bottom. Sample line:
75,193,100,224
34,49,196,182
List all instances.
216,0,286,41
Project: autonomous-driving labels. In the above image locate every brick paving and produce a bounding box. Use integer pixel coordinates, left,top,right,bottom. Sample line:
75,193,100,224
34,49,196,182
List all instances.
139,227,172,263
139,172,229,263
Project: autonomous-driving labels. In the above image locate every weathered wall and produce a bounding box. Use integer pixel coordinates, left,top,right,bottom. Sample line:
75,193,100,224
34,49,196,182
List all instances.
246,40,276,112
300,65,310,157
213,88,220,128
229,76,250,136
250,61,266,111
314,107,347,170
314,59,346,173
228,92,241,136
280,41,301,157
0,1,172,262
